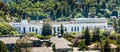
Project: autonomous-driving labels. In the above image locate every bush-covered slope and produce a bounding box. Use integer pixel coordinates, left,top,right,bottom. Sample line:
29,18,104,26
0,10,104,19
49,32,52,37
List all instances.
1,0,120,21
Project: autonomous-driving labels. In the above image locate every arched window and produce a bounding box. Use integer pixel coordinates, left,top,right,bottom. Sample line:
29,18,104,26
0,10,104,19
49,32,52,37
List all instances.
29,27,31,32
74,26,76,31
57,27,59,31
71,27,73,31
23,27,26,33
65,27,67,31
77,26,79,31
32,27,34,32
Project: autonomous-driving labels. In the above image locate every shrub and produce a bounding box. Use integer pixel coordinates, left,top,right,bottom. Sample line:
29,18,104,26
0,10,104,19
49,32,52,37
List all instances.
34,34,45,39
78,41,87,50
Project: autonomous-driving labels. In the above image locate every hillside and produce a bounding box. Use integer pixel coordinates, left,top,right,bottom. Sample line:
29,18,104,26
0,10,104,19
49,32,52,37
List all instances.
1,0,120,21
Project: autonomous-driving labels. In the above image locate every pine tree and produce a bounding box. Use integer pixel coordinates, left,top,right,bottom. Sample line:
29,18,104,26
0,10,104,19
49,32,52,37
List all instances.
92,27,100,42
84,26,91,45
42,22,52,36
0,40,8,52
60,24,64,35
118,18,120,33
104,38,111,52
113,19,118,33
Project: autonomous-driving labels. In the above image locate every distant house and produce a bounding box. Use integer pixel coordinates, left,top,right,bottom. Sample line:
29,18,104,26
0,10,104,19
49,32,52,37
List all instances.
50,36,73,52
0,37,53,52
0,37,19,52
0,36,73,52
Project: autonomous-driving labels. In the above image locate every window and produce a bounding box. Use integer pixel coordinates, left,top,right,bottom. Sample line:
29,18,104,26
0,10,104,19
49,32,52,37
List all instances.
65,27,67,31
32,27,34,32
81,26,84,30
71,27,73,31
23,27,26,33
19,27,21,31
29,27,31,32
74,26,76,31
83,26,84,30
77,26,79,31
57,27,59,31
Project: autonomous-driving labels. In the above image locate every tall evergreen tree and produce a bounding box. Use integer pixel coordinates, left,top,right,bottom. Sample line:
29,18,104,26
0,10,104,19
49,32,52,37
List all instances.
55,8,62,18
118,18,120,33
60,24,64,35
104,38,111,52
42,22,52,36
0,40,8,52
92,27,100,42
84,26,91,45
113,19,118,33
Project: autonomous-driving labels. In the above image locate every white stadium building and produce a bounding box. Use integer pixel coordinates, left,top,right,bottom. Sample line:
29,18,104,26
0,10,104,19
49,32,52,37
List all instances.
10,18,108,34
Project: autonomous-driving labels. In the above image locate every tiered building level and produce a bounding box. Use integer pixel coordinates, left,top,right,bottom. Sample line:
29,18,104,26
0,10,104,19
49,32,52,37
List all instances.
11,18,108,34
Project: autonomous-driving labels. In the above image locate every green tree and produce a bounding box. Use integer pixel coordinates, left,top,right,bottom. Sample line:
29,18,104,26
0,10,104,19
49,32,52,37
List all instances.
113,19,118,33
0,32,2,36
55,8,62,18
92,27,100,42
42,22,52,36
0,40,8,52
89,7,96,18
118,18,120,33
0,22,17,35
103,30,110,37
10,31,19,36
112,10,118,17
78,41,87,50
117,35,120,44
101,0,106,9
98,13,103,18
1,0,120,21
54,3,58,10
84,26,91,45
104,38,111,52
60,24,64,35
